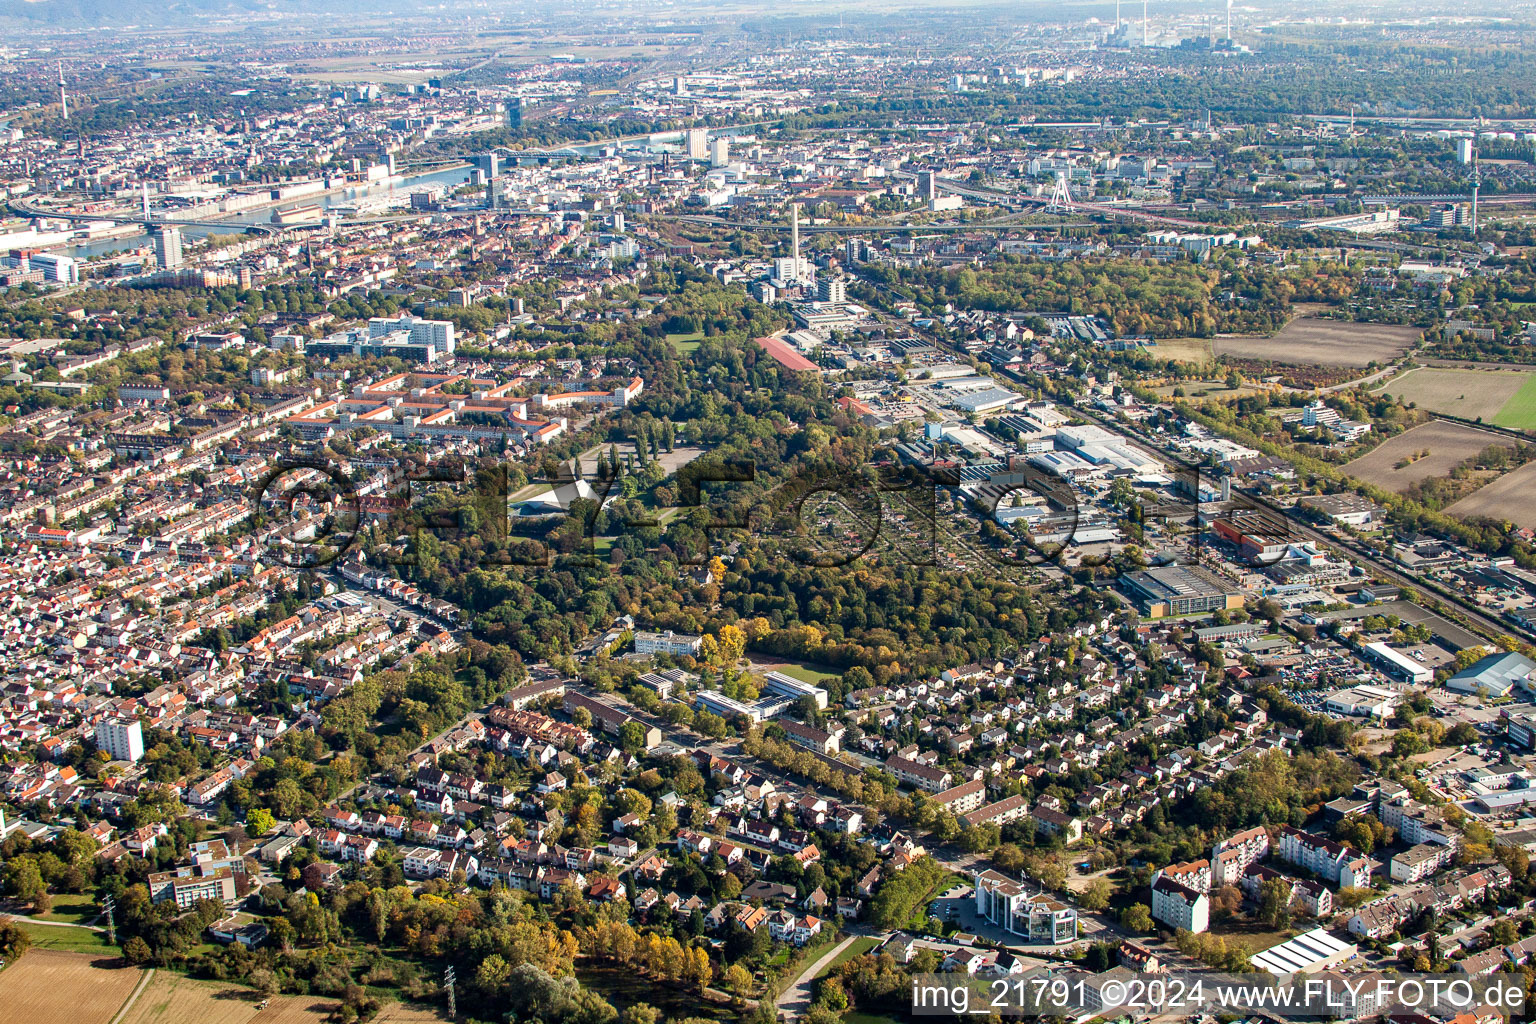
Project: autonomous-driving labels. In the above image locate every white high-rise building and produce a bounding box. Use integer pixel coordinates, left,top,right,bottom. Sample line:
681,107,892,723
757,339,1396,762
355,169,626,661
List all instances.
710,137,730,167
367,314,455,354
96,718,144,763
1457,137,1474,165
1151,875,1209,934
686,128,708,160
817,277,846,304
153,226,183,269
773,257,813,287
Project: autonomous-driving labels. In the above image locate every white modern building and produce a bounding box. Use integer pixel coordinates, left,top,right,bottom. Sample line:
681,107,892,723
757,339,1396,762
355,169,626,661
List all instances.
1150,875,1209,934
634,630,703,657
974,869,1079,944
367,314,455,355
95,718,145,763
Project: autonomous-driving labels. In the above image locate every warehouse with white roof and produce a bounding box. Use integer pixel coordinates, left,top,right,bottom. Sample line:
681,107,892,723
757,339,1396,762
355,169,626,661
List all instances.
1251,927,1357,974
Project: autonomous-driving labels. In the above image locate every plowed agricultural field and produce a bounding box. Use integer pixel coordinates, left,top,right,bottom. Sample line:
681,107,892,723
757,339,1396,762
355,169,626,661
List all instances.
120,970,269,1024
0,949,142,1024
0,951,446,1024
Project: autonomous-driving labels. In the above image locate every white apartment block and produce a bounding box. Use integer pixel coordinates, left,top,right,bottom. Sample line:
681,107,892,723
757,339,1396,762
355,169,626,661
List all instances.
95,718,144,763
1389,843,1456,884
1155,859,1212,893
1275,827,1371,888
1211,826,1271,886
634,630,703,657
1151,875,1209,934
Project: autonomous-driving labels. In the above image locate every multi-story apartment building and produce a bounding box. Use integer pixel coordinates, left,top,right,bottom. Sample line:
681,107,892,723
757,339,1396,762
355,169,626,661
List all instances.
634,630,703,657
885,754,953,793
1389,843,1457,884
1275,826,1372,888
1211,826,1270,886
932,779,988,816
94,718,144,762
1151,875,1209,934
1154,859,1212,893
147,866,237,908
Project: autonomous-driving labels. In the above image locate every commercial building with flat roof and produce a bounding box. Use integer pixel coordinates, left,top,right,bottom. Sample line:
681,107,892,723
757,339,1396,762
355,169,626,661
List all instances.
1118,565,1244,618
1362,641,1432,686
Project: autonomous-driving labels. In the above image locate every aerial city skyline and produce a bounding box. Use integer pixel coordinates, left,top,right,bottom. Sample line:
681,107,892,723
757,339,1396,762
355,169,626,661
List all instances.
3,3,1536,1024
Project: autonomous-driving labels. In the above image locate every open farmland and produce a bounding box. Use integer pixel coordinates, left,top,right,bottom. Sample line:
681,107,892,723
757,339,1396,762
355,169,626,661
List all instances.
1215,317,1420,367
0,950,143,1024
0,951,446,1024
1343,420,1504,492
1375,367,1534,423
1447,460,1536,528
121,970,274,1024
1148,337,1213,366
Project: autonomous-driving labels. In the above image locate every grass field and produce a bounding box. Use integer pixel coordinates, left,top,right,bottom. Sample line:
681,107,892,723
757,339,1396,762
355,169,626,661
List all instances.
10,919,115,953
814,936,882,980
665,332,705,355
1492,373,1536,430
752,658,841,685
33,892,102,926
1150,380,1271,402
1148,337,1214,366
0,949,142,1024
1375,366,1533,424
1446,460,1536,528
1216,317,1420,368
1342,421,1505,493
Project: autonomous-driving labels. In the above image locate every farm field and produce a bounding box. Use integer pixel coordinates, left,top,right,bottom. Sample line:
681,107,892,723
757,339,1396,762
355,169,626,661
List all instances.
1342,420,1504,492
1215,317,1420,368
1147,337,1213,365
0,950,143,1024
0,951,448,1024
1446,460,1536,528
1375,367,1534,424
121,971,270,1024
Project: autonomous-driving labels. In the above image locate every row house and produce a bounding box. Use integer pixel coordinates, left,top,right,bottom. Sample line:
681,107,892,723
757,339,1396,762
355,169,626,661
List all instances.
317,829,378,862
